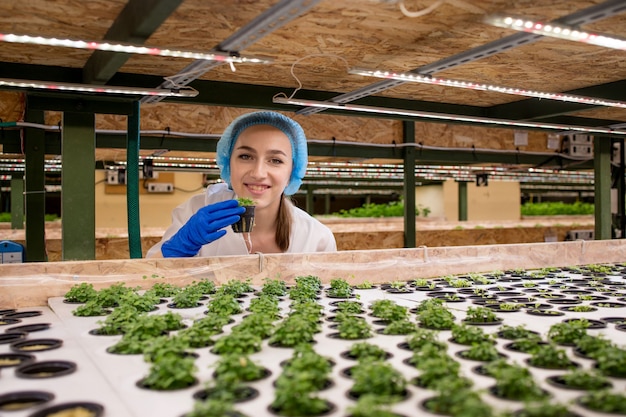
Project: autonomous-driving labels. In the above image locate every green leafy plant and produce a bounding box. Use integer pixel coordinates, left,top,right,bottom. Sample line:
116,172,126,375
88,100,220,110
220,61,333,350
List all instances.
336,314,372,339
354,281,374,289
513,400,576,417
334,300,363,314
190,278,217,295
490,363,546,401
347,394,400,417
521,201,594,216
326,278,353,298
231,313,275,339
382,319,417,335
141,353,197,390
418,305,456,330
423,378,492,417
236,197,256,206
555,368,610,390
579,390,626,414
528,344,574,369
594,346,626,377
350,360,407,401
213,354,267,384
212,331,262,355
205,294,242,316
64,283,98,303
547,319,589,345
348,342,389,362
95,304,142,335
260,278,288,297
148,282,180,298
464,306,500,323
269,315,320,347
451,324,493,345
459,341,501,362
498,324,540,340
370,300,408,322
72,300,109,317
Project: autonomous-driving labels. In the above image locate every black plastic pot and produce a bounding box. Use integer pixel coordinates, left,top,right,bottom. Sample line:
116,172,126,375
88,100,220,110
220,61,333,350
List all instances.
28,401,104,417
2,310,43,319
193,386,259,403
5,323,51,333
232,206,255,233
546,375,612,391
10,338,63,353
0,331,27,345
0,353,35,368
15,360,77,379
0,391,54,412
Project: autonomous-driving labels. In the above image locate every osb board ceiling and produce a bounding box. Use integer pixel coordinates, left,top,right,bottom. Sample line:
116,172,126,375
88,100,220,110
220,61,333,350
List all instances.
0,0,625,165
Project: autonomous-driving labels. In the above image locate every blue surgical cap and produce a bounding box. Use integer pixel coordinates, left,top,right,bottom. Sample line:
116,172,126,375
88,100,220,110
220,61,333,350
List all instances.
216,111,308,196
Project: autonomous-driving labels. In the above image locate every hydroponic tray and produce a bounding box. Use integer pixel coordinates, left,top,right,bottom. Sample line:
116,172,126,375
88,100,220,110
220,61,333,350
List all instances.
2,265,626,417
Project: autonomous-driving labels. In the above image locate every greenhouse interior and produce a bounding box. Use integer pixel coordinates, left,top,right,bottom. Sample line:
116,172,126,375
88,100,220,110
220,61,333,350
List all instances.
2,1,626,416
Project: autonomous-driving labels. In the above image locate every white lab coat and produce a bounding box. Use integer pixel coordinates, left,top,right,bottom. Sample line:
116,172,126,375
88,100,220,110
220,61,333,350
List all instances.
147,183,337,257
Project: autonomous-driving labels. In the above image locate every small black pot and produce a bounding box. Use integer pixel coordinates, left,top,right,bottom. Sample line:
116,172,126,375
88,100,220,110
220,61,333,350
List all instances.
15,360,77,379
0,353,35,368
28,402,104,417
232,206,255,233
0,391,54,412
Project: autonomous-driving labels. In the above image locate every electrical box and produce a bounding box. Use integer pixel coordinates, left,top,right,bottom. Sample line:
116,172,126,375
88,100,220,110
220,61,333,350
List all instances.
147,183,174,193
0,240,24,263
562,135,594,157
565,229,594,241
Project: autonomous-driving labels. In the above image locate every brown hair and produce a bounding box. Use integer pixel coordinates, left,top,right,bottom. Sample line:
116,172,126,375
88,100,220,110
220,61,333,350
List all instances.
276,195,292,252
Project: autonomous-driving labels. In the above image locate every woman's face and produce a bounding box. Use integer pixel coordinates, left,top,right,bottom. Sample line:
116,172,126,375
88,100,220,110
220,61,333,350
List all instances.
229,124,293,211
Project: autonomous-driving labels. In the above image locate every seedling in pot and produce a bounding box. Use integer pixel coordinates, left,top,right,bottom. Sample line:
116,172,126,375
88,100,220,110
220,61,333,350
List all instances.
347,394,402,417
140,352,197,390
336,314,372,339
350,360,407,402
579,390,626,414
326,278,353,298
451,323,494,345
370,300,408,322
64,282,98,303
528,344,576,370
547,319,589,345
464,306,501,324
382,319,417,335
418,305,456,330
549,368,611,390
423,379,492,417
490,363,547,401
232,198,256,233
346,342,390,362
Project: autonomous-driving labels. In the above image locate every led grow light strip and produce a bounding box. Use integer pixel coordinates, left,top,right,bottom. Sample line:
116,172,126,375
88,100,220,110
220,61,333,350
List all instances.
484,14,626,51
350,68,626,109
0,78,198,97
273,96,626,136
0,33,272,64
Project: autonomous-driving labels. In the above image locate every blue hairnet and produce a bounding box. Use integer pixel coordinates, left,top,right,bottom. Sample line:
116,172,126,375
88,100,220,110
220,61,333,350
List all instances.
216,111,308,196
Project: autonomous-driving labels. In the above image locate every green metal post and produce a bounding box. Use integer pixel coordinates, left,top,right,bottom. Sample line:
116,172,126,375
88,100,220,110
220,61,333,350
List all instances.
127,101,142,258
10,173,24,229
403,120,416,248
594,136,612,240
24,108,47,262
458,181,468,221
62,112,96,260
306,185,314,215
324,193,331,215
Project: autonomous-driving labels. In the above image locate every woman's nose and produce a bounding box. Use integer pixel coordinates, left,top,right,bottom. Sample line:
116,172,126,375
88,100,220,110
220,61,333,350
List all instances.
250,160,267,178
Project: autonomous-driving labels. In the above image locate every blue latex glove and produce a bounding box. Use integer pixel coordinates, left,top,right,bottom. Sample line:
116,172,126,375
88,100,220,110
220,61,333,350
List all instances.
161,199,245,257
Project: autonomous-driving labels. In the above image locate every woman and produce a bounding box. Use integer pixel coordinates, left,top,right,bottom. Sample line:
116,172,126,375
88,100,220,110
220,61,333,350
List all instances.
147,111,337,258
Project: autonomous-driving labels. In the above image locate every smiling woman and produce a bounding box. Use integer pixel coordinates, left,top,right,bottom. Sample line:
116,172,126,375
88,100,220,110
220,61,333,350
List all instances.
146,111,337,258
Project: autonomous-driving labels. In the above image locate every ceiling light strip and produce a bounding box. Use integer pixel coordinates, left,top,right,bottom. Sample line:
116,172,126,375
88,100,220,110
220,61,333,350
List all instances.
350,68,626,109
484,14,626,50
0,78,198,97
274,97,626,136
0,33,272,64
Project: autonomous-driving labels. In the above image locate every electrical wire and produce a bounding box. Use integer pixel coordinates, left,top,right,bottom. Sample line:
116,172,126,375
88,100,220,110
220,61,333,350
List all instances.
398,0,445,18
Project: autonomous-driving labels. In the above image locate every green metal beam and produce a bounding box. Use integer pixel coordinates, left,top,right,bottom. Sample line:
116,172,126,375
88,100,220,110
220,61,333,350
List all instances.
458,181,468,221
83,0,183,84
24,109,47,262
127,102,143,258
10,173,24,229
27,94,135,115
403,121,416,248
62,112,96,260
594,136,612,240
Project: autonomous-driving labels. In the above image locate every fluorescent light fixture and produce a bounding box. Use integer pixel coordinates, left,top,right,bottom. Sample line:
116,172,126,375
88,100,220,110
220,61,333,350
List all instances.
0,33,272,64
350,67,626,109
273,96,626,136
485,14,626,50
0,77,199,97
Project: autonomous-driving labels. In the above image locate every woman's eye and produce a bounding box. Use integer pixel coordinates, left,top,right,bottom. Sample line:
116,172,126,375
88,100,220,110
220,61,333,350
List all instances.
238,154,252,160
270,158,284,165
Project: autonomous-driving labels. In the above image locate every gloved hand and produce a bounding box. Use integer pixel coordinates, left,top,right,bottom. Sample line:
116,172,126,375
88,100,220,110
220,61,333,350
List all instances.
161,199,245,257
